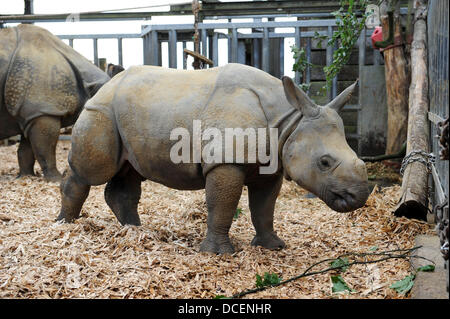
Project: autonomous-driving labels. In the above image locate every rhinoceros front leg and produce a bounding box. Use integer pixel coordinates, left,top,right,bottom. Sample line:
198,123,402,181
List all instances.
248,174,286,250
104,163,143,226
28,116,62,182
17,134,36,177
200,165,245,254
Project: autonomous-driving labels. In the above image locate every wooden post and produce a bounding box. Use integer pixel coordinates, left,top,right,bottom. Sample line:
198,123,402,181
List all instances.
394,0,430,220
98,58,107,72
380,1,409,155
192,0,201,69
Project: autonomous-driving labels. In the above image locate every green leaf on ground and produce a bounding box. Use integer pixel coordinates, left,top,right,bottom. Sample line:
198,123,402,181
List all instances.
331,275,353,293
233,208,243,220
256,272,281,288
329,257,350,272
389,274,415,295
417,264,435,272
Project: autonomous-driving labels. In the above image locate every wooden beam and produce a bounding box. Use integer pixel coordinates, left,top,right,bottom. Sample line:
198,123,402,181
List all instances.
183,48,213,66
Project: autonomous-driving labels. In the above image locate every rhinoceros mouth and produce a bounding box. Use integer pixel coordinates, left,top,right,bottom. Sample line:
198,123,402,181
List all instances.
326,187,368,213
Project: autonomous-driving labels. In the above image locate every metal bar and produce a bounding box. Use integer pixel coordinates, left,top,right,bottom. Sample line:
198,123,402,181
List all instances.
168,29,177,68
332,32,338,99
231,28,238,63
234,30,331,39
326,26,333,102
151,30,159,66
201,28,208,60
0,8,409,24
358,28,366,66
279,37,284,77
57,33,140,39
431,164,447,205
294,26,301,84
357,28,366,156
212,33,219,67
141,20,338,35
182,41,187,69
262,27,269,72
68,38,73,48
118,38,123,66
305,37,311,86
93,38,98,66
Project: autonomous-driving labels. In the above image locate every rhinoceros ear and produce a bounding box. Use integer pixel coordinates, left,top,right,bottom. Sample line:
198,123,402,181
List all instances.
326,79,358,112
282,76,319,118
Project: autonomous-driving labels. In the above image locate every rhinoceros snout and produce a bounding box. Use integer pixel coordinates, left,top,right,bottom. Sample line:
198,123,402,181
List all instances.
327,184,370,213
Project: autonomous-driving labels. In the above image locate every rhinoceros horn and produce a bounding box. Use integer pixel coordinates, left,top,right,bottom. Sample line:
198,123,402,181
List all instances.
281,76,319,118
325,79,358,112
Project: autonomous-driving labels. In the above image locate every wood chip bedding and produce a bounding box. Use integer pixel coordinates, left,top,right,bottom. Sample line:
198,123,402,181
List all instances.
0,141,432,298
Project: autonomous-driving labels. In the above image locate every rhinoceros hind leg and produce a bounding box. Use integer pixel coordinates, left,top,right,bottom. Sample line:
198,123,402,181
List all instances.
200,165,245,255
17,134,36,177
248,174,286,250
104,162,143,226
28,116,62,182
57,168,90,223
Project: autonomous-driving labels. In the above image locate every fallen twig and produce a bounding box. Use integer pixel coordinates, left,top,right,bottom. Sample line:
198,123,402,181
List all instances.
227,246,427,299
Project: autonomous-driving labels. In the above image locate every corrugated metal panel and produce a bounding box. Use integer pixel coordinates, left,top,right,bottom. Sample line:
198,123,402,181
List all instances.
428,0,449,199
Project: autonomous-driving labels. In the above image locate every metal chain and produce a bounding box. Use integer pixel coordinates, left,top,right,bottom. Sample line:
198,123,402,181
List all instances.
400,150,435,176
434,199,449,260
438,117,449,160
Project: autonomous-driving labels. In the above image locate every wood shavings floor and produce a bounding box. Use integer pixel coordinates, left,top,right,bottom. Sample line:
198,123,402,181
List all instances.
0,141,432,299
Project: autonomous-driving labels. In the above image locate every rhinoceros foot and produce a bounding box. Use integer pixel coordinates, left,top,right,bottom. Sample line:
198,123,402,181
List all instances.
251,231,286,250
44,171,62,183
200,234,235,255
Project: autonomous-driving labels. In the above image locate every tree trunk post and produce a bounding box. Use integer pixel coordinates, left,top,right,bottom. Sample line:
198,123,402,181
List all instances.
380,0,410,155
394,0,430,220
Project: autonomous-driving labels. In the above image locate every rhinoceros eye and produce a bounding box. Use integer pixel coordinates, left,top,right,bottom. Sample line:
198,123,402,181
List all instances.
318,155,335,171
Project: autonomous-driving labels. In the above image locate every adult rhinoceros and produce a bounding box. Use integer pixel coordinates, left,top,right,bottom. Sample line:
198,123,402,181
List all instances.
58,63,369,254
0,24,110,181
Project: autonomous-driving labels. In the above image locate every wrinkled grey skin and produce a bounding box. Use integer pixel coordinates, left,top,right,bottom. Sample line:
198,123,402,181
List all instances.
0,24,110,181
58,64,369,254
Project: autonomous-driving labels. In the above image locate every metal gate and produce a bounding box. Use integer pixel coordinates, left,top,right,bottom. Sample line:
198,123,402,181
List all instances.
427,0,449,290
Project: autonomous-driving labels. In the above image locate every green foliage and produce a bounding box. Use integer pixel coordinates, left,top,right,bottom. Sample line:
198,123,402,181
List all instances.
329,257,350,272
291,0,370,93
290,45,312,91
323,0,371,89
233,208,243,220
331,275,354,293
291,45,312,74
255,272,281,288
389,274,415,295
389,264,435,296
417,264,435,272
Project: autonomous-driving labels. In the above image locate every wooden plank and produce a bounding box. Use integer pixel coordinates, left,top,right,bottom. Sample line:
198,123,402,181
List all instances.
183,49,213,66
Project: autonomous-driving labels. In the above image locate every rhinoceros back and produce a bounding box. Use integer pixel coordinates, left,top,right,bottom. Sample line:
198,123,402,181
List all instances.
2,24,109,136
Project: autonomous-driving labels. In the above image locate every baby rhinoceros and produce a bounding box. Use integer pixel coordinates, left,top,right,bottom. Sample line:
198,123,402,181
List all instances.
58,64,369,254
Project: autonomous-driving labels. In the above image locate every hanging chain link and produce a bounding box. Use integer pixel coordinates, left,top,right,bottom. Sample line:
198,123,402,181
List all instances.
434,199,449,260
400,150,435,176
